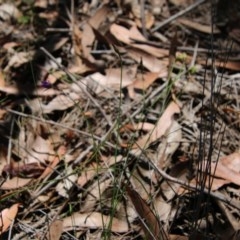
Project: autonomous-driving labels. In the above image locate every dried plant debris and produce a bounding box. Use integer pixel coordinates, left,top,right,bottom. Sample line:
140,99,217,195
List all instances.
0,0,240,239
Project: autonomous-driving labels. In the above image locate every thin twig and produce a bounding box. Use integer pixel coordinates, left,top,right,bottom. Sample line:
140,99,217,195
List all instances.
140,0,147,38
151,0,206,32
46,28,70,32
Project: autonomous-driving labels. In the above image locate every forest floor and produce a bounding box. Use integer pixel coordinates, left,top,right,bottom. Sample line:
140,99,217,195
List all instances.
0,0,240,239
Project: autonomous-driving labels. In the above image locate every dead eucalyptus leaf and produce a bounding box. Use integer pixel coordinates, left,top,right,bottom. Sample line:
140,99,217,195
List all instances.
128,49,168,73
48,220,63,240
0,203,19,235
63,212,129,233
201,153,240,190
110,24,168,57
126,186,169,240
132,101,180,151
130,72,159,90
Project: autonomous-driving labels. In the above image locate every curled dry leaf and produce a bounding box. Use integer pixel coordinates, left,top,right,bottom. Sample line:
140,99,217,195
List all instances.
63,212,129,233
0,203,19,235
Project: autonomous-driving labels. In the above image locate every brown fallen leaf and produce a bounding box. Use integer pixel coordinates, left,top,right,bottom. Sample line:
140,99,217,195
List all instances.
0,203,19,235
88,5,110,28
130,72,159,90
126,186,169,240
210,161,240,186
39,11,58,21
0,177,32,190
81,23,95,63
200,152,240,190
77,162,98,187
68,57,94,74
48,220,63,240
120,122,155,132
63,212,129,233
4,51,34,71
105,66,137,90
81,5,110,63
2,162,44,178
128,48,168,73
199,59,240,71
34,0,48,8
110,24,168,57
0,71,5,88
221,152,240,171
135,10,155,29
132,101,180,151
0,85,60,96
40,92,81,113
